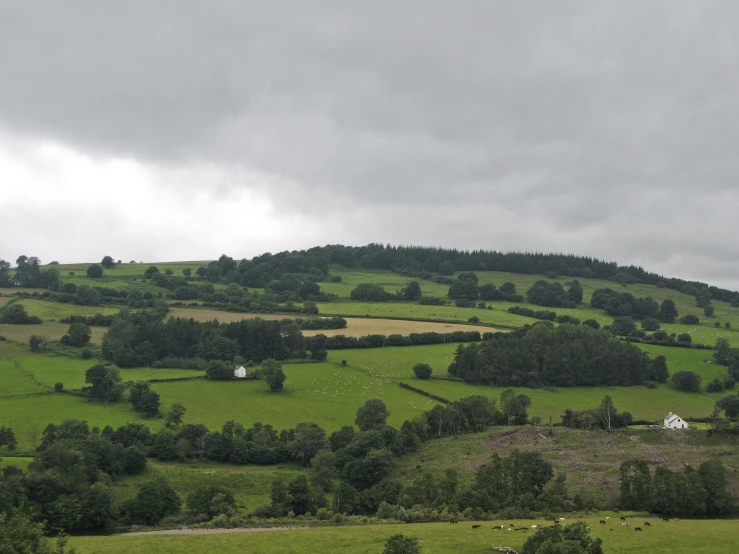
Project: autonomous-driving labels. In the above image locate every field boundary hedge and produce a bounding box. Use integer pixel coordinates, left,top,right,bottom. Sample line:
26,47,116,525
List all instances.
398,382,450,404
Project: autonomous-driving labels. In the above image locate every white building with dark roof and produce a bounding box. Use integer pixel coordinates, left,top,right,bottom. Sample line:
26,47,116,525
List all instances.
664,412,686,429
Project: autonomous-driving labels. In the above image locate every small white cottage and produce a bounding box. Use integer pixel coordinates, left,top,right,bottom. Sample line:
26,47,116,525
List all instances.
234,365,247,379
664,412,686,429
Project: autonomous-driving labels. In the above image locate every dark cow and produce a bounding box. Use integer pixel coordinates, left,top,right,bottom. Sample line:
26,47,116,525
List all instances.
662,518,669,522
620,517,626,521
635,527,642,532
644,522,651,527
599,520,606,525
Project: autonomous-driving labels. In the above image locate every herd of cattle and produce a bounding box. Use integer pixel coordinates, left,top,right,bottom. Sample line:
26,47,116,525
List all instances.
463,515,675,533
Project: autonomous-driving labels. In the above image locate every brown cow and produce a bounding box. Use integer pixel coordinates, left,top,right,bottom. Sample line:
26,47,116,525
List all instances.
472,524,481,529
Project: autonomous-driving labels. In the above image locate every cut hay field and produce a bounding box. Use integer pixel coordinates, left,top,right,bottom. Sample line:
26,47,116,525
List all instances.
0,296,11,308
68,519,739,554
304,318,496,337
0,322,107,344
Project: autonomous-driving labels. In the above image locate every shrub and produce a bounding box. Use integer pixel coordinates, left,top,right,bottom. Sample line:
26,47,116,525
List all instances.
672,371,702,392
383,533,421,554
468,316,480,323
681,314,700,325
412,363,433,380
54,382,63,392
706,379,724,393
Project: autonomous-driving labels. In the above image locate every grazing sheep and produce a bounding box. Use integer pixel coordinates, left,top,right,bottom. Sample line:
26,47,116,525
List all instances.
605,517,611,521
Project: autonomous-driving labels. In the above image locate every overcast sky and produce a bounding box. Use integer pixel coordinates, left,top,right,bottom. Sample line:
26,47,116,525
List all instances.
1,1,738,289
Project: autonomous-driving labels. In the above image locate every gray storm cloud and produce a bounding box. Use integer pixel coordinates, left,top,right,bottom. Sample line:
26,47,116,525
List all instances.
1,1,738,287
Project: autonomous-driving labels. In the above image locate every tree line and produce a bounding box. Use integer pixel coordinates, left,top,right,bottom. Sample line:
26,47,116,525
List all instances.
619,458,735,517
448,323,668,387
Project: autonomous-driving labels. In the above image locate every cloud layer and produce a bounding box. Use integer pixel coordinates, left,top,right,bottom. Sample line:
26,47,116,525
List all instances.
1,1,738,288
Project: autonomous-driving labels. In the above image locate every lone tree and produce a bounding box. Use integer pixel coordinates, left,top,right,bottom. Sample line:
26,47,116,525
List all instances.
65,322,92,347
672,371,702,392
84,364,124,402
355,398,389,431
101,256,116,268
383,534,421,554
86,263,104,278
412,363,433,379
659,298,678,322
165,402,186,428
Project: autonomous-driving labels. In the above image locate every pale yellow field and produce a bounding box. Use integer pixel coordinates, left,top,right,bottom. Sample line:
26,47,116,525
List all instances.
303,318,498,337
167,308,496,337
0,322,107,344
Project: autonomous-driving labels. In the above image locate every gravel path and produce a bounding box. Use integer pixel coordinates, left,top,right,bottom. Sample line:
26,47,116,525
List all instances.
125,526,308,536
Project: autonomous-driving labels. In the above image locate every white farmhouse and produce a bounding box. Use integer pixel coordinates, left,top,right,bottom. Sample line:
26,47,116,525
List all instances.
664,412,687,429
234,365,247,379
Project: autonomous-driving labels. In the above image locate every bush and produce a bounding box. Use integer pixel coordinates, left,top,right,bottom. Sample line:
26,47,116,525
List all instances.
582,319,600,330
723,376,736,390
706,379,724,393
86,264,104,278
468,316,480,323
681,314,700,325
672,371,702,392
641,317,661,331
54,382,63,392
412,363,433,380
383,534,421,554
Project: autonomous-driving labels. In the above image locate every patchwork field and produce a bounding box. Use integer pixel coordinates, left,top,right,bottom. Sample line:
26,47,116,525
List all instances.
16,298,120,321
67,519,739,554
0,321,107,344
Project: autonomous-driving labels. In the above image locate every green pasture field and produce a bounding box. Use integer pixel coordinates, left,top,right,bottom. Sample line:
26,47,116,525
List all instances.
318,301,535,328
148,362,438,434
8,356,204,390
329,343,720,418
0,322,107,344
52,262,207,277
635,344,728,386
113,460,311,512
0,359,48,396
17,299,120,321
0,457,33,472
68,519,739,554
0,393,153,451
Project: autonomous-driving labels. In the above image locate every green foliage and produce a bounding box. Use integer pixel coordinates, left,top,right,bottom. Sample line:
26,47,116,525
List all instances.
84,364,124,402
128,382,161,416
383,534,421,554
1,303,42,324
125,478,181,525
527,280,574,308
263,360,287,392
522,522,602,554
659,299,679,322
165,402,186,428
350,283,395,301
288,422,328,467
671,371,701,392
355,399,390,431
186,485,236,518
65,322,91,347
0,508,78,554
86,264,104,278
412,363,433,379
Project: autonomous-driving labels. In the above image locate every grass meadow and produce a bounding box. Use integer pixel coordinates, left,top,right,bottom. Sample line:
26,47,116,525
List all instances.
0,321,108,344
112,460,313,512
17,298,120,321
67,519,739,554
